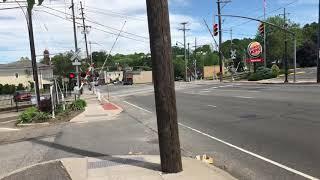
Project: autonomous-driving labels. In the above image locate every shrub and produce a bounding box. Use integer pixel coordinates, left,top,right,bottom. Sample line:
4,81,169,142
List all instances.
256,67,273,80
248,73,259,81
18,107,51,124
16,83,25,91
33,111,50,123
18,107,39,124
68,99,87,111
271,65,280,78
1,84,16,94
248,67,274,81
0,84,3,94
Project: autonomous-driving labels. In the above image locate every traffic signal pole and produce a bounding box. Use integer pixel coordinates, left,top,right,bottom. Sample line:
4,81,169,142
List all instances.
217,0,223,82
284,8,289,83
317,0,320,83
263,0,267,67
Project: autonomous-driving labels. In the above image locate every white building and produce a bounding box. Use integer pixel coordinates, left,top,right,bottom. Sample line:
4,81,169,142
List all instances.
0,60,53,89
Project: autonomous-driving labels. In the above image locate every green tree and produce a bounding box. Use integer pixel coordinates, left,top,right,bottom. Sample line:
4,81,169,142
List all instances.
257,16,302,67
51,52,73,77
297,41,317,67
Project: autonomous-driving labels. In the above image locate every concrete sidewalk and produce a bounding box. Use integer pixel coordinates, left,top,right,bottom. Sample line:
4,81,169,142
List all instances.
70,91,123,124
1,155,236,180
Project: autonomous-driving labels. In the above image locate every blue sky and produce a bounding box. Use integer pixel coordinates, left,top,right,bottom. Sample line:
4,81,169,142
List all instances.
0,0,318,63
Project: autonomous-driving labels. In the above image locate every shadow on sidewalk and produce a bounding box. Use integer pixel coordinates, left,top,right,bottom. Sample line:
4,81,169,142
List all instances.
30,138,161,171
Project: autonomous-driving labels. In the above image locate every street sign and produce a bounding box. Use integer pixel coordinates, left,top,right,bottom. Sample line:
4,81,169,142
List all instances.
72,62,81,66
231,49,237,60
246,58,264,63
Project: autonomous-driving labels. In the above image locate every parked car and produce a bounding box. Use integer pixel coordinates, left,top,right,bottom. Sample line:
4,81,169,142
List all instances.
13,91,32,102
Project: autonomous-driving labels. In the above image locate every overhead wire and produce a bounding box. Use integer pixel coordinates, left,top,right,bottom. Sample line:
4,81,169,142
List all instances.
84,5,145,21
33,9,148,43
39,5,148,40
227,0,298,29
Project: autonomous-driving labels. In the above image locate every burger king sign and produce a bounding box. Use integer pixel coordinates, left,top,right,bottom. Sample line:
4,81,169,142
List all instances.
247,41,262,58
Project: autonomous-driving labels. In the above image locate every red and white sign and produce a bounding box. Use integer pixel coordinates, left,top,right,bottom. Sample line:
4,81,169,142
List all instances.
247,41,262,58
246,58,264,63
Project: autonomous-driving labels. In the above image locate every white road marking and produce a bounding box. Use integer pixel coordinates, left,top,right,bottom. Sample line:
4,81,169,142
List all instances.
219,85,234,88
200,90,211,93
123,101,153,113
122,100,320,180
0,120,17,124
0,128,19,132
207,105,217,108
210,87,219,89
178,123,319,180
233,96,253,99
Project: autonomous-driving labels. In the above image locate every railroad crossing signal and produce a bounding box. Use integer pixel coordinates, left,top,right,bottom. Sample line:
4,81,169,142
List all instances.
259,23,264,35
231,49,237,60
213,24,219,36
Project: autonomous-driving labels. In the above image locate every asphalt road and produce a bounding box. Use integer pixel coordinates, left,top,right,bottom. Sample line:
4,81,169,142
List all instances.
117,82,320,180
0,82,319,180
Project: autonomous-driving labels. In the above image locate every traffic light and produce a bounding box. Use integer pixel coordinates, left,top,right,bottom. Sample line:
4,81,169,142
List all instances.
213,24,218,36
69,72,76,79
259,23,264,35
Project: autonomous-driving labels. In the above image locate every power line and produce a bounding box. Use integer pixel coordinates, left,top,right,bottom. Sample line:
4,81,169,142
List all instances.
39,5,148,40
228,0,298,29
0,6,27,10
84,5,145,21
84,15,148,39
33,9,148,43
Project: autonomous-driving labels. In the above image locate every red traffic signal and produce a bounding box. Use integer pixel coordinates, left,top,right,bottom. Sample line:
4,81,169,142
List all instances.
69,73,76,79
259,23,264,35
213,24,219,36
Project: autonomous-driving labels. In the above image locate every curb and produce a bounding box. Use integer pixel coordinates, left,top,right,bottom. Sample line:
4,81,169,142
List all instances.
16,122,50,127
0,160,65,179
0,156,237,180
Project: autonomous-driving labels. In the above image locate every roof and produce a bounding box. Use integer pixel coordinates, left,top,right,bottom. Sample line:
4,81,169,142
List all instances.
0,60,51,69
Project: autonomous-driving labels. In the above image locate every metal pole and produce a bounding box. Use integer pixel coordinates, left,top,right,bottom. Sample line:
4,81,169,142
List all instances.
264,0,267,67
217,0,223,82
188,42,190,81
194,37,197,80
294,37,297,83
318,0,320,83
54,79,59,105
50,85,55,119
71,0,80,91
284,8,288,83
80,1,90,61
182,23,188,82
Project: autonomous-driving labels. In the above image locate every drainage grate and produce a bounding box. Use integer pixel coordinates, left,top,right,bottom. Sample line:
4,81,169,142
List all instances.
88,157,145,169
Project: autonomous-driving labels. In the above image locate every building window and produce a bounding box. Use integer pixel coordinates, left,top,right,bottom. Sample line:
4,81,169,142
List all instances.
15,73,19,78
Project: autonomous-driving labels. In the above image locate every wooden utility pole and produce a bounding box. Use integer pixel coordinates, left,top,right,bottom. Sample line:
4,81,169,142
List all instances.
146,0,182,173
80,1,90,60
27,7,41,106
179,22,190,82
70,0,80,90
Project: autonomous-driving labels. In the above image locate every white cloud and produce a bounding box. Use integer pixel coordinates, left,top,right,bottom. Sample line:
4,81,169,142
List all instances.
0,0,211,63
